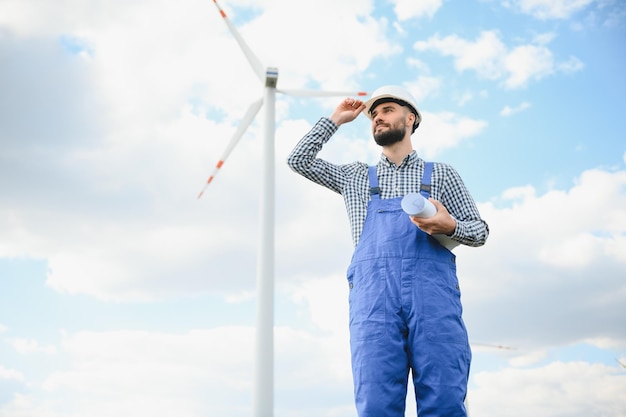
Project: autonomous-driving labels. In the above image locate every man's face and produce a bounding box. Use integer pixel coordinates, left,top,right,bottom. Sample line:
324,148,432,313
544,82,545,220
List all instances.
370,102,411,147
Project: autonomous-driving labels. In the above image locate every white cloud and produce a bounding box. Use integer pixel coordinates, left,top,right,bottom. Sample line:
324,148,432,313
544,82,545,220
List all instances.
404,74,442,102
460,166,626,348
469,361,626,416
0,365,24,382
416,31,508,80
0,324,353,417
507,349,549,367
500,101,531,116
415,111,488,157
509,0,595,19
558,55,585,73
11,339,57,355
390,0,443,20
587,337,626,351
504,44,555,88
34,328,256,416
414,30,583,89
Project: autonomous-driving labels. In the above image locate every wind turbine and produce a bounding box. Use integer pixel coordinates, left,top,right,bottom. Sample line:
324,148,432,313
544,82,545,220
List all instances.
199,2,366,416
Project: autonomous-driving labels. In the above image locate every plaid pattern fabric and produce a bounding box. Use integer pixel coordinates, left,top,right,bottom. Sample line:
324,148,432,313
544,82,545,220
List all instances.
287,117,489,247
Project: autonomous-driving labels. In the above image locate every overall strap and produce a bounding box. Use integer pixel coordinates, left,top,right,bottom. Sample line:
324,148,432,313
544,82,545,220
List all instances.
368,166,380,199
420,162,434,198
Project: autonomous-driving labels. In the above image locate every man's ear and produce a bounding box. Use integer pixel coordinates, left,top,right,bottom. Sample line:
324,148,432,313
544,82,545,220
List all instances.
406,111,416,128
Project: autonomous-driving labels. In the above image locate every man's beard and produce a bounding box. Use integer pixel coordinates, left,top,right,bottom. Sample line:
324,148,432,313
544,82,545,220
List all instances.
374,125,406,146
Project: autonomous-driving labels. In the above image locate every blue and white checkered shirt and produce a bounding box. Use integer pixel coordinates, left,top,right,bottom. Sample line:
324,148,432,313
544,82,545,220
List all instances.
287,117,489,247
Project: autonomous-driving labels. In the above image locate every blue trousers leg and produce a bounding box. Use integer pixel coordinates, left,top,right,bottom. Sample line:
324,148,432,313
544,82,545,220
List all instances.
348,257,470,417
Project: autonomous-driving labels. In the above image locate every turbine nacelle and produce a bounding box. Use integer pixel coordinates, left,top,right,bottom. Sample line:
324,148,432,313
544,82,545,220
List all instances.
265,67,278,88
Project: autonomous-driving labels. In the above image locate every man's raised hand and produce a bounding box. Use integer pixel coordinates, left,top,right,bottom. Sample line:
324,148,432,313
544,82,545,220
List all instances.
330,97,366,127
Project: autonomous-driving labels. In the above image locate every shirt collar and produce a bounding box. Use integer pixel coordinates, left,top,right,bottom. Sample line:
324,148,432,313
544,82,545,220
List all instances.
379,150,419,168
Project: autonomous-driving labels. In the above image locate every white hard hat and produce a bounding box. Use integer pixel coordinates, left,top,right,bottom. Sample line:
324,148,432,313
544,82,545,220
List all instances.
363,85,422,132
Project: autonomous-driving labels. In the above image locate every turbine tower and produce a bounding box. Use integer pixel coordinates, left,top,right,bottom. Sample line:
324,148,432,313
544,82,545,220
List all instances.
199,2,366,416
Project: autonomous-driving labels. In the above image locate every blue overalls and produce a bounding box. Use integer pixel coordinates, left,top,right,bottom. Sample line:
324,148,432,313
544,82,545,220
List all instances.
346,164,471,417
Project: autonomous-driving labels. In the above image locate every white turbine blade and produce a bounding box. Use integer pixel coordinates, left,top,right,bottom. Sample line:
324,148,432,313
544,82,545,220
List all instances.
198,97,263,198
212,0,265,82
471,342,516,350
278,88,368,97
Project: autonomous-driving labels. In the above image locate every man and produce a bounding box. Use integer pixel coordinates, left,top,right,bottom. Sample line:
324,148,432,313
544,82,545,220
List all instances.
287,85,489,417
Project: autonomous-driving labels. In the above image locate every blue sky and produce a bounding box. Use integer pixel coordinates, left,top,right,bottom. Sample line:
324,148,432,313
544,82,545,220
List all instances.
1,0,625,416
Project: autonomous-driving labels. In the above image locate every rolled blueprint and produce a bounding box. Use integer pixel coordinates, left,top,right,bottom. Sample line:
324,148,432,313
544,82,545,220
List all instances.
401,192,437,218
401,192,460,251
